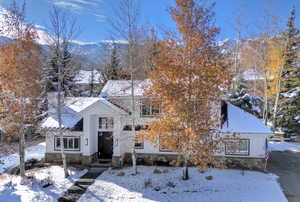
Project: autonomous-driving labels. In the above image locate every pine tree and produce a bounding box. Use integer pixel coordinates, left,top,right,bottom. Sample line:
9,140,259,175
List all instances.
46,42,76,96
101,42,120,81
276,7,300,135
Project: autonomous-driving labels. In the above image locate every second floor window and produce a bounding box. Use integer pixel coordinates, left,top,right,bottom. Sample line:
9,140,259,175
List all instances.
99,117,114,130
140,99,161,117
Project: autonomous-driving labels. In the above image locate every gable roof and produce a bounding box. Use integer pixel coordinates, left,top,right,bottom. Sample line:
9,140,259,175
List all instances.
41,97,127,129
100,80,150,97
221,103,273,134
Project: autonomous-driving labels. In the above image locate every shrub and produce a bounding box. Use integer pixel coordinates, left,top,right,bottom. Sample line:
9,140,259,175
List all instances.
153,168,162,174
205,175,213,180
144,178,152,188
166,181,176,188
116,172,125,176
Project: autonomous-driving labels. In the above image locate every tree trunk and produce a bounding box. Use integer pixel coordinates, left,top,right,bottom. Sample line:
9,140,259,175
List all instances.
58,57,69,178
273,65,284,128
19,100,26,178
130,45,137,175
182,156,189,180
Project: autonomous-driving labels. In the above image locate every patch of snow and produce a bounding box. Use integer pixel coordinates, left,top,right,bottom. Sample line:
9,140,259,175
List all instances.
221,104,273,134
79,166,287,202
282,87,300,98
0,142,46,173
268,141,300,152
0,166,87,201
74,70,104,85
101,80,150,97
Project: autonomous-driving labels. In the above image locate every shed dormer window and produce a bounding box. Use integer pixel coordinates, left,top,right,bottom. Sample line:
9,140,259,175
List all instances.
140,99,160,117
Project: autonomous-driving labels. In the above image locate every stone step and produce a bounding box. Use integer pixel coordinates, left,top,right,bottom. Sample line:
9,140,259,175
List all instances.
99,158,112,163
90,163,111,168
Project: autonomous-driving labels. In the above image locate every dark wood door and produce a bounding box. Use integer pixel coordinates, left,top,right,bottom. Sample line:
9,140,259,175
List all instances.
98,132,113,159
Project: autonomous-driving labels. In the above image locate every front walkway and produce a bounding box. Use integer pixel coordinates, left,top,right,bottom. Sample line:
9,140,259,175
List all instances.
267,151,300,202
58,168,106,202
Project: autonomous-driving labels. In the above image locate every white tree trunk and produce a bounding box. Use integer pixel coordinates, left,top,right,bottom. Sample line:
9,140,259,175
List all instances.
19,100,26,178
58,58,69,178
273,65,284,128
130,46,137,175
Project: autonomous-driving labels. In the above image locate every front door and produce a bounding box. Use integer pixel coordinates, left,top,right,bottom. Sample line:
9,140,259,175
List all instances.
98,132,113,159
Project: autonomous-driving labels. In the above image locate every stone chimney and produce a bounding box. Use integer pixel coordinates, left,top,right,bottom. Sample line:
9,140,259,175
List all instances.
47,91,64,114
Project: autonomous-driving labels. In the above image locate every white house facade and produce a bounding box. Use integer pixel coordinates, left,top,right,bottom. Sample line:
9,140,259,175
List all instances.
41,80,273,170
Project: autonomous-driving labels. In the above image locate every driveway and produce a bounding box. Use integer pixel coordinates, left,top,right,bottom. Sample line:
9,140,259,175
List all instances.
267,151,300,202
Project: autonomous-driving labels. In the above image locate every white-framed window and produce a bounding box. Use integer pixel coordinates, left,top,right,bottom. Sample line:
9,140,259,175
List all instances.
134,133,144,149
140,99,161,117
224,138,250,156
99,117,114,130
54,136,80,151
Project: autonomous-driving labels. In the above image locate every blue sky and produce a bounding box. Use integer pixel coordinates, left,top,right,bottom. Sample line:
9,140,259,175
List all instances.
0,0,300,43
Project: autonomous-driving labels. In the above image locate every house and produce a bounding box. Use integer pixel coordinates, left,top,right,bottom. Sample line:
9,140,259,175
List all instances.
41,80,273,170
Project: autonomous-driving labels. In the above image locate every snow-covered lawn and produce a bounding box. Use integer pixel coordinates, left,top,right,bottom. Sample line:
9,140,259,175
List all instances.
79,166,287,202
268,141,300,153
0,142,46,173
0,165,87,202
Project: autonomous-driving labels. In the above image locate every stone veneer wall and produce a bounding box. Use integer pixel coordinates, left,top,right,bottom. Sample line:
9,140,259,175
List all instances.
45,152,98,165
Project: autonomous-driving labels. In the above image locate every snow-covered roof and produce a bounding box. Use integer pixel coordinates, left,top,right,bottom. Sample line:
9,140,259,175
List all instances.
241,69,264,81
100,80,150,97
75,70,104,85
65,97,100,113
221,103,273,134
42,97,99,129
41,97,127,129
41,108,81,129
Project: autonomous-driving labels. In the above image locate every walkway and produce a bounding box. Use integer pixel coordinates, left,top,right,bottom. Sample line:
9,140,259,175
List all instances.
58,168,106,202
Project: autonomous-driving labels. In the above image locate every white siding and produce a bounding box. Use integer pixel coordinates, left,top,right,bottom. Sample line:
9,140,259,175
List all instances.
45,131,82,154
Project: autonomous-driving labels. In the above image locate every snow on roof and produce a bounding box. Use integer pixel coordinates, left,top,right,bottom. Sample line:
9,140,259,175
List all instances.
41,97,127,129
65,97,100,113
221,103,273,134
100,80,150,97
41,106,81,129
75,70,104,85
41,97,99,129
241,69,264,81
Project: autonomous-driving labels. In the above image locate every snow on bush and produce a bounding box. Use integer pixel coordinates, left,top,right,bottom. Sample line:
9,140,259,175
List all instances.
0,165,87,202
0,142,46,174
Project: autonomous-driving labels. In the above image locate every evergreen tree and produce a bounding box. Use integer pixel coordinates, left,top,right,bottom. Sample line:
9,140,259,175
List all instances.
228,75,264,118
46,41,77,96
276,7,300,135
101,42,120,81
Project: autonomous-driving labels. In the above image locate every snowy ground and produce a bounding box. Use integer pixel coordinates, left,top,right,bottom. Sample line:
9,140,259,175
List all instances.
79,166,287,202
0,142,46,173
0,165,87,202
268,141,300,153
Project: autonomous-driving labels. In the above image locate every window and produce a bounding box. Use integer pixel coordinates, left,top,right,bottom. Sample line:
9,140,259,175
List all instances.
55,136,80,151
99,117,114,130
134,133,144,149
123,125,148,131
140,99,161,117
224,139,249,156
